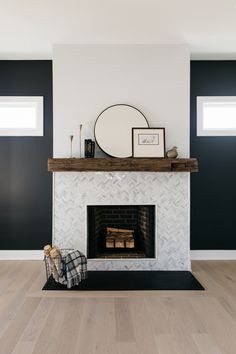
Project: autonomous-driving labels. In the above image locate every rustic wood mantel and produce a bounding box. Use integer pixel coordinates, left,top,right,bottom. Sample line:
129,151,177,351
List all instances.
48,157,198,172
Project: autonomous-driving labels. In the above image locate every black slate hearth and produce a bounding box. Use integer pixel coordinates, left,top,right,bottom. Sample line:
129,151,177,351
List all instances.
42,271,204,291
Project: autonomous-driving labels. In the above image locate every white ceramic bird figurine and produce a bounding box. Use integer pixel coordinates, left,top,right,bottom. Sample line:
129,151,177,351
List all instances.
166,146,178,158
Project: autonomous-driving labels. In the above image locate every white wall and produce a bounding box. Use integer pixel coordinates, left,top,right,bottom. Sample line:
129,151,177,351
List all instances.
53,44,190,158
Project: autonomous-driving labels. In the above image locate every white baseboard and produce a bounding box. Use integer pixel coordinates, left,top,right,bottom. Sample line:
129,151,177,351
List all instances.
0,250,236,261
0,250,43,260
191,250,236,260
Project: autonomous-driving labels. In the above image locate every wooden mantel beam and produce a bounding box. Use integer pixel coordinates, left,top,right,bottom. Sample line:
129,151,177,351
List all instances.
48,157,198,172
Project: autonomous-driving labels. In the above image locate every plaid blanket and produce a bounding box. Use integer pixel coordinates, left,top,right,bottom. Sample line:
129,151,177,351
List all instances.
59,250,88,289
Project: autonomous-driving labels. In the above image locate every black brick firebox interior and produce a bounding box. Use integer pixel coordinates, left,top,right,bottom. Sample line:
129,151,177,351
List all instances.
87,205,155,259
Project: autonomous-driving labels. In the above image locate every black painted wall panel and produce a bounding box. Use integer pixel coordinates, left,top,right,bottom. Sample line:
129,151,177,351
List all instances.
0,61,52,249
191,61,236,250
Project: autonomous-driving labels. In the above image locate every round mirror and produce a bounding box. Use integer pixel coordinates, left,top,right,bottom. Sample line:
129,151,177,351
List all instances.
94,104,149,158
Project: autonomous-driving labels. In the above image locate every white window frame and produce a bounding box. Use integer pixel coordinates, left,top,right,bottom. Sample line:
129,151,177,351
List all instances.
0,96,44,136
197,96,236,136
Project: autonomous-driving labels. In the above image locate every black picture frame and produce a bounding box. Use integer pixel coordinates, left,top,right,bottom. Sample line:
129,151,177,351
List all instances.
132,127,166,158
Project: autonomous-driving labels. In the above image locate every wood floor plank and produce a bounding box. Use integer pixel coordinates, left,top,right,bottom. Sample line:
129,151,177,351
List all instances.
129,297,159,354
0,265,41,336
217,295,236,322
117,342,139,354
31,298,72,354
34,298,86,354
155,334,200,354
115,298,135,343
191,333,223,354
190,297,236,354
75,297,117,354
0,297,41,354
12,298,55,354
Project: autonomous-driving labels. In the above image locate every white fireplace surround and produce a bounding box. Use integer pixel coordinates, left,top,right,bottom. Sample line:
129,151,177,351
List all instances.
53,171,190,271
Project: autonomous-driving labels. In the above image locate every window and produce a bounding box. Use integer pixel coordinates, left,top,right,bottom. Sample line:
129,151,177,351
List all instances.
197,96,236,136
0,96,44,136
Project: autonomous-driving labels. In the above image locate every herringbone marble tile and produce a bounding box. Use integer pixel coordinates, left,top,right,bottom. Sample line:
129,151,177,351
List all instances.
53,172,190,270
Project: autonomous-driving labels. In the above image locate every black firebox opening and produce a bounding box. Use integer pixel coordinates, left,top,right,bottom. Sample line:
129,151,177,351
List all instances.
87,205,155,259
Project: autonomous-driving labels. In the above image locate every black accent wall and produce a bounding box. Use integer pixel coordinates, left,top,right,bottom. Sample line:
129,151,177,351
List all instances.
191,61,236,250
0,61,52,249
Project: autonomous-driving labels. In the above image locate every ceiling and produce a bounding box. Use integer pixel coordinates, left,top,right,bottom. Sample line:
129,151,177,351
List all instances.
1,0,236,59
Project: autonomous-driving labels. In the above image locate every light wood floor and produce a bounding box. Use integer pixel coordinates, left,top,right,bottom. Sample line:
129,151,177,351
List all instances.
0,261,236,354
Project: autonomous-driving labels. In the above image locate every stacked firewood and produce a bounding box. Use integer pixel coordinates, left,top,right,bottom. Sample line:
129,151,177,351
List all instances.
105,227,135,249
43,245,62,281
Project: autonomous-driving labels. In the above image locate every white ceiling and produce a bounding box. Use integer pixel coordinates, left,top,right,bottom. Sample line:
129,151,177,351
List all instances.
1,0,236,59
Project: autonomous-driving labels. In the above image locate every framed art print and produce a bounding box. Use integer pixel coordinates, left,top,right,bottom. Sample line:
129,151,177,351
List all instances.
132,127,165,157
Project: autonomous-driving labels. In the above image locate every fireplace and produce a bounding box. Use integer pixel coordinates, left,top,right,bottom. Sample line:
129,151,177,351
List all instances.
87,205,155,259
53,171,190,271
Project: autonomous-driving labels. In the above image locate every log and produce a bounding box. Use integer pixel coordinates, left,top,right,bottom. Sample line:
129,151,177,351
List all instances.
106,233,135,249
115,240,125,248
107,227,134,235
106,239,115,248
106,233,133,240
126,239,135,248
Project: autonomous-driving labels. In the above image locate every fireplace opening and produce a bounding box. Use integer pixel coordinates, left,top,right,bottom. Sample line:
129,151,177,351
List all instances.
87,205,155,259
